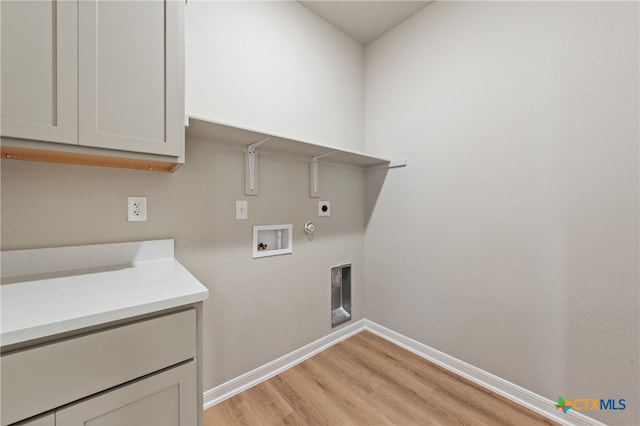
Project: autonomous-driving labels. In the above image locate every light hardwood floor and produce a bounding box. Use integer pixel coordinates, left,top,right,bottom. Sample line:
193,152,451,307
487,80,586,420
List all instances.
204,331,559,425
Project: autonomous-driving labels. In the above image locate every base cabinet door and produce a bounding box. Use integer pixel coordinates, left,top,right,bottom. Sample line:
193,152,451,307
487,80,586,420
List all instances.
56,361,197,426
12,413,55,426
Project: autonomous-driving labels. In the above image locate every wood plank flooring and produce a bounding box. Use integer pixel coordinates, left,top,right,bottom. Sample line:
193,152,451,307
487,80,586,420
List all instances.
204,331,559,426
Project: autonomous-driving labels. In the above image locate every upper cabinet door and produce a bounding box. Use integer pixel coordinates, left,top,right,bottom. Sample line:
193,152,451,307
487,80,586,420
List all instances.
0,0,78,144
78,0,184,156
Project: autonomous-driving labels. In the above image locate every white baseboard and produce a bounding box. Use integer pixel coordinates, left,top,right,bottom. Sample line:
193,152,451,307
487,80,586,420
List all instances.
203,320,366,409
203,319,603,426
363,320,604,426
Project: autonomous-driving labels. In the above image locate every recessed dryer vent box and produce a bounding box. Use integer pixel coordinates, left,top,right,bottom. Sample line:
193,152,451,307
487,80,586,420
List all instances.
253,225,293,258
331,263,351,327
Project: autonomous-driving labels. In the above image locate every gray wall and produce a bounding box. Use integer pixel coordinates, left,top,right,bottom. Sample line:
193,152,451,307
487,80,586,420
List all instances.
1,136,366,389
364,2,639,425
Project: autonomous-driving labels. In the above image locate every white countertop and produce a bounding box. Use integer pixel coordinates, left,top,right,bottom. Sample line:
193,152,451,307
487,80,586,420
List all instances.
1,239,209,347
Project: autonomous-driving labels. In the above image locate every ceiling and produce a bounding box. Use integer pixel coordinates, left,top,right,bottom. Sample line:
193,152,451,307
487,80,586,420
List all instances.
299,1,432,45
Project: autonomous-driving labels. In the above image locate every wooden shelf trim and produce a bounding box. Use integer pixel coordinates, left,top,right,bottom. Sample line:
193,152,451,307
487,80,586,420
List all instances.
1,146,181,173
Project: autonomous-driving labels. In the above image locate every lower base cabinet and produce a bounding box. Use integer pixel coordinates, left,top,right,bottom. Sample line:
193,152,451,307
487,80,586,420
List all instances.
12,414,54,426
15,362,196,426
3,309,200,426
57,361,196,426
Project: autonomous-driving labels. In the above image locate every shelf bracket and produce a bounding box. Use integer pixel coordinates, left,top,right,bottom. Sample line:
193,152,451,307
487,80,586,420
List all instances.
310,151,336,198
245,137,270,196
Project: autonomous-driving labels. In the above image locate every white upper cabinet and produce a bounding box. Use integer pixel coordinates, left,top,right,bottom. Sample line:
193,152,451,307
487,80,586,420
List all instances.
78,0,183,156
1,0,184,158
0,0,78,144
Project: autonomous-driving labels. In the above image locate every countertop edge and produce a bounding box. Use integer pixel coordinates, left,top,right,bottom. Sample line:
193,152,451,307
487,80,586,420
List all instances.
1,289,209,348
1,239,210,349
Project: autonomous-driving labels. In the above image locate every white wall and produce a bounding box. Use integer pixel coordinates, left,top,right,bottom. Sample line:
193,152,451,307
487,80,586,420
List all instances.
186,1,365,151
364,2,639,425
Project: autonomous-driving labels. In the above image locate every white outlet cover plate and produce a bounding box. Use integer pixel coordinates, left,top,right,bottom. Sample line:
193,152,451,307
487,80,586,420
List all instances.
236,200,248,220
319,201,330,217
127,197,147,222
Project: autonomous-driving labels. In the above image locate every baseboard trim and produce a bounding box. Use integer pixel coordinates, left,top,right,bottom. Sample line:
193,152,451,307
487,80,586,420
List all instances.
203,319,603,426
363,320,604,426
202,320,366,409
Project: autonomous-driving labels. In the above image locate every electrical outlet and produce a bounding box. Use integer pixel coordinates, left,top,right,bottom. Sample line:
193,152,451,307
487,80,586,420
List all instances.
127,197,147,222
319,201,330,217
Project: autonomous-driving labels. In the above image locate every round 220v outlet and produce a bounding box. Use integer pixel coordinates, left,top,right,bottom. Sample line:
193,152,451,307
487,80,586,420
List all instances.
318,201,330,217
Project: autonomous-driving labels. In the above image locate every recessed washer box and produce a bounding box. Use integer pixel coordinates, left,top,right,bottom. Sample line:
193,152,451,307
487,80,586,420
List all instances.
253,225,293,258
